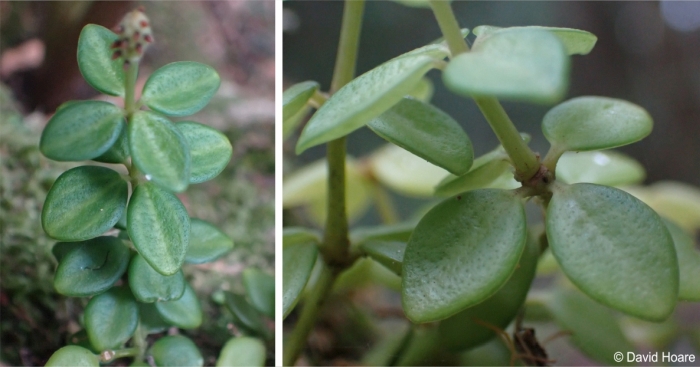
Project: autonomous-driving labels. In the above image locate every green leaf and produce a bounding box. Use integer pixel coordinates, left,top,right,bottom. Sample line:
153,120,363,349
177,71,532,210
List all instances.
547,288,636,365
93,122,129,164
243,269,275,318
473,25,597,55
458,339,512,367
437,232,538,351
185,218,233,264
663,220,700,301
129,111,190,192
542,96,653,152
391,0,432,8
54,237,129,297
67,330,97,353
128,183,190,275
629,181,700,233
40,101,125,162
334,257,402,292
296,48,447,153
149,335,203,367
155,283,202,329
42,166,128,241
216,337,266,367
444,29,569,104
283,81,319,121
84,286,138,351
556,150,645,186
142,61,220,117
128,253,186,303
434,151,512,197
46,346,99,367
139,303,172,334
547,183,678,321
402,189,527,323
283,227,321,247
283,105,310,139
368,97,473,175
177,121,232,184
407,77,434,102
350,222,414,245
225,292,268,337
360,241,406,276
369,144,450,197
77,24,124,96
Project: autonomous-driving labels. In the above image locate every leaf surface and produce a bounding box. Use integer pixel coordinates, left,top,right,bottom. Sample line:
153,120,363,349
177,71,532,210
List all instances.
155,283,202,329
129,253,186,303
46,346,99,367
473,25,597,55
283,242,318,319
84,286,138,351
149,336,203,367
185,218,233,264
556,150,645,186
283,81,319,121
216,337,266,367
142,61,220,117
243,268,275,318
77,24,125,96
54,237,129,297
177,121,232,183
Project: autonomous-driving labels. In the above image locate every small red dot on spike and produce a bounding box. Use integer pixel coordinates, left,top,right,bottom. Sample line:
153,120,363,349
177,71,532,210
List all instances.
111,50,122,60
144,34,152,43
140,21,149,28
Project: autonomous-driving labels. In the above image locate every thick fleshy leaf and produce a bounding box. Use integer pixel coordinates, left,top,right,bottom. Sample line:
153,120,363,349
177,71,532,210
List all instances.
296,47,448,153
46,346,99,367
542,96,653,152
149,336,203,367
84,286,138,351
155,283,202,329
177,121,232,184
547,288,636,365
437,232,538,351
185,218,233,264
127,183,190,275
360,241,406,276
139,303,171,334
128,253,186,303
77,24,124,96
369,144,450,197
627,181,700,233
93,121,129,164
216,337,266,367
129,111,190,192
368,97,473,175
473,25,597,55
283,227,321,247
42,166,127,241
402,189,527,323
283,81,319,121
335,257,402,292
225,292,268,337
141,61,220,117
444,29,569,103
283,105,310,139
243,268,275,318
663,220,700,301
283,242,317,319
556,150,645,186
40,101,124,162
434,149,511,197
350,222,414,245
54,237,129,297
547,183,678,321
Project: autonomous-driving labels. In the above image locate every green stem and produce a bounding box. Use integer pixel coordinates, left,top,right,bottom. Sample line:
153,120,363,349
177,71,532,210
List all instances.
132,322,147,362
541,143,565,175
124,62,139,118
100,347,139,362
429,0,541,181
283,263,337,366
330,0,365,94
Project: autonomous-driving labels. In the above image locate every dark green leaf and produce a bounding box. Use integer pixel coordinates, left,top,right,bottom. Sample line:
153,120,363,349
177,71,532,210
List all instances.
142,61,220,117
225,292,267,337
149,335,203,367
663,220,700,301
216,337,266,367
46,346,99,367
67,330,97,353
360,241,405,276
177,121,232,184
185,218,233,264
77,24,124,96
40,101,124,162
42,166,128,241
139,303,171,334
283,242,318,319
155,283,202,329
283,81,319,121
128,183,190,276
84,286,138,351
243,269,275,318
128,253,186,303
129,111,190,192
94,122,129,164
54,236,129,297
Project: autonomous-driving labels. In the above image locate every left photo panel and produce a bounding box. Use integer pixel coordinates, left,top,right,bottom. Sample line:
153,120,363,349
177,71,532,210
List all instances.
0,1,275,366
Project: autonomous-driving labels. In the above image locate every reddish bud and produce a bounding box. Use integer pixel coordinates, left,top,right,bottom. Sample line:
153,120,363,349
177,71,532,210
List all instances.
113,25,124,34
133,31,140,41
140,20,149,28
111,50,122,60
123,60,131,70
111,40,122,49
135,43,142,54
144,34,153,43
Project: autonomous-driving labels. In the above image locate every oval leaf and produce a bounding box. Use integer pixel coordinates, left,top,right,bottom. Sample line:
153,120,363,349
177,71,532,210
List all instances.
283,227,321,247
635,181,700,233
402,189,527,323
473,25,597,55
547,183,678,321
139,303,172,334
46,346,99,367
142,61,220,117
128,183,190,276
177,121,232,184
360,241,406,276
350,222,414,246
369,144,450,197
225,292,267,337
54,236,130,297
185,218,233,264
283,81,319,121
84,286,138,351
128,253,186,303
663,220,700,301
155,283,202,329
556,150,645,186
368,97,473,175
542,96,653,152
129,111,190,192
94,122,129,164
243,269,275,318
42,166,128,241
444,29,569,103
40,101,125,162
216,337,266,367
296,51,446,153
77,24,125,96
149,335,203,367
283,105,311,139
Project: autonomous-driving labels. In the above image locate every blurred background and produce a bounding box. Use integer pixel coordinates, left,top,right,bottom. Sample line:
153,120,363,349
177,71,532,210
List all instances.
283,1,700,365
0,1,274,365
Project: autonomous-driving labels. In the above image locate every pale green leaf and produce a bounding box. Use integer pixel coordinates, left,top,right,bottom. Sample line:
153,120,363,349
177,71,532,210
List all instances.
369,144,450,197
77,24,124,96
155,283,202,329
84,286,138,351
243,268,275,318
185,218,233,264
177,121,232,184
149,336,203,367
556,150,645,186
283,242,317,319
46,346,99,367
283,81,319,121
473,25,597,55
216,337,266,367
128,253,186,303
360,241,406,276
663,220,700,301
142,61,220,117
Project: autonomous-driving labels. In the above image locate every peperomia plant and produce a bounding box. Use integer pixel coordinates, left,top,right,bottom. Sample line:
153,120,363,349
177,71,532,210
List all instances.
283,0,700,365
39,8,267,367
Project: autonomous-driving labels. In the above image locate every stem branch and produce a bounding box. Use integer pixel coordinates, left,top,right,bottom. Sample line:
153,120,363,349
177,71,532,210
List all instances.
124,62,139,118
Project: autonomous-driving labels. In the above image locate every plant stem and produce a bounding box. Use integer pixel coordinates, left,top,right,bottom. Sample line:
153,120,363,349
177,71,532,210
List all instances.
429,0,541,181
132,322,147,362
330,0,365,94
101,347,139,362
124,62,139,118
283,263,337,366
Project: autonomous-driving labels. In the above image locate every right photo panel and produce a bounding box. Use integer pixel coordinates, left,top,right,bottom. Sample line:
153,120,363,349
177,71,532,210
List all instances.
282,1,700,366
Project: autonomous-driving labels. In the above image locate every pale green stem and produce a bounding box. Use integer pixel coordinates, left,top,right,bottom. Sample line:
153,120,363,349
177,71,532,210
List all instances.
330,0,365,93
132,322,147,362
541,143,566,175
429,0,468,56
100,347,139,362
124,62,139,118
